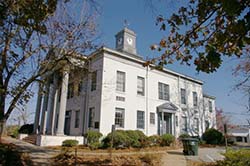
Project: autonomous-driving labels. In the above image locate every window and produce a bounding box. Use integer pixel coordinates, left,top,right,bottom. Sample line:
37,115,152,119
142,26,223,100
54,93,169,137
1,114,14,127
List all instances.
91,71,97,91
158,82,170,101
75,110,80,128
88,107,94,128
205,120,210,130
194,118,199,132
137,111,145,129
116,71,126,92
137,76,145,96
116,96,125,101
181,88,186,104
193,92,198,107
175,116,178,126
209,101,213,112
182,117,188,132
115,108,124,128
67,83,74,99
150,112,155,124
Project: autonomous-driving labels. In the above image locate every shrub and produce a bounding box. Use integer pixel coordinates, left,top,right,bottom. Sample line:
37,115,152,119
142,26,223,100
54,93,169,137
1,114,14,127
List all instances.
102,130,130,148
125,130,147,148
18,124,33,134
216,149,250,166
178,134,190,140
85,130,103,144
147,135,161,146
160,134,175,146
62,139,79,147
6,125,20,138
202,128,223,145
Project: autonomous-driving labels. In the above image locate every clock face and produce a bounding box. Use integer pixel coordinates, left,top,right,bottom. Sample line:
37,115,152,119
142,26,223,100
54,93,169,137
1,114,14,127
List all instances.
118,37,123,45
126,37,133,45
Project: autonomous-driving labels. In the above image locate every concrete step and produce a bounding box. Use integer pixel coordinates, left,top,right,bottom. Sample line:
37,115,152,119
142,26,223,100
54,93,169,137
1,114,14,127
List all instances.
22,135,37,145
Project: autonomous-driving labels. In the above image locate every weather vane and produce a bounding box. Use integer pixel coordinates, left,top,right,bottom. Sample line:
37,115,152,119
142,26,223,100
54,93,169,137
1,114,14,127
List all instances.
124,19,130,28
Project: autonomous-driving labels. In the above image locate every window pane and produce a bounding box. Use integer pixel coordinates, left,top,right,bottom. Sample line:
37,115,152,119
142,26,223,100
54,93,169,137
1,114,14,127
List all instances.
137,76,145,96
116,71,125,92
182,117,188,133
158,82,169,101
75,110,80,128
209,101,213,112
115,108,124,128
137,111,145,129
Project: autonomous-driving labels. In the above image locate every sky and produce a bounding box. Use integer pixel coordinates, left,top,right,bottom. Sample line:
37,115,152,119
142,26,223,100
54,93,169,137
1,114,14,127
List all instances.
96,0,249,125
8,0,249,125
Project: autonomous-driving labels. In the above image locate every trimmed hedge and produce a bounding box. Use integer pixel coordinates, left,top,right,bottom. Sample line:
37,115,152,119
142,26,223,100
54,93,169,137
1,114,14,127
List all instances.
85,130,103,150
202,128,223,145
216,149,250,166
160,134,175,146
62,139,79,147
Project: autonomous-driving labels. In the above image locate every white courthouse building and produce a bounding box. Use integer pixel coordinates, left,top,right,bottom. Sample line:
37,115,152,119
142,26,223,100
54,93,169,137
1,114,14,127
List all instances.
33,28,216,146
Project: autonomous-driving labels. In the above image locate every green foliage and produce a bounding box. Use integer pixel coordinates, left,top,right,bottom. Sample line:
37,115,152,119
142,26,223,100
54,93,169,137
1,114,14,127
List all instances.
147,135,161,146
160,134,175,146
102,130,130,148
62,139,79,147
151,0,250,73
6,125,20,138
178,134,191,139
18,124,33,134
216,149,250,166
102,130,149,149
84,130,103,150
202,128,223,145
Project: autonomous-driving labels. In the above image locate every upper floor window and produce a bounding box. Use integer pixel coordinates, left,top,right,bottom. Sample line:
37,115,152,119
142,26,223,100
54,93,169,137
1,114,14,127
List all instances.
91,71,97,91
181,88,186,104
67,83,74,99
75,110,80,128
193,92,198,107
78,80,83,96
137,76,145,96
158,82,169,101
116,71,126,92
137,110,145,129
115,107,125,128
209,101,213,112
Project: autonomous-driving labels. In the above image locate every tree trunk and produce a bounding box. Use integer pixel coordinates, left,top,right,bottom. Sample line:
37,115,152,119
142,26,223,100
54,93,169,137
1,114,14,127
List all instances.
0,118,7,142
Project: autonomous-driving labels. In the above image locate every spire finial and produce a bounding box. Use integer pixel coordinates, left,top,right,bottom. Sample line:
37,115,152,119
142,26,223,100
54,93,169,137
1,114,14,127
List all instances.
124,19,130,28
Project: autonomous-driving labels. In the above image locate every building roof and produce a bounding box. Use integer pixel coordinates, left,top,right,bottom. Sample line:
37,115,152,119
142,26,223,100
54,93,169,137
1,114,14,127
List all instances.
203,93,216,99
157,102,178,111
88,46,204,85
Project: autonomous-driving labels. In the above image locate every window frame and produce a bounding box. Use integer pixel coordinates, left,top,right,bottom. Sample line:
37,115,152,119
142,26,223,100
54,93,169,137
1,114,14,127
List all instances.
208,101,213,112
137,110,145,129
137,76,145,96
150,112,155,125
91,71,97,91
193,91,198,107
158,82,170,101
88,107,95,128
181,88,186,104
115,107,125,128
74,110,80,128
116,71,126,92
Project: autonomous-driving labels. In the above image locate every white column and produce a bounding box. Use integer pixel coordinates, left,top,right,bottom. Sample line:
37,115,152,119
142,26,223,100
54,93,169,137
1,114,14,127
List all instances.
40,80,50,135
56,68,69,135
33,83,43,134
47,74,58,135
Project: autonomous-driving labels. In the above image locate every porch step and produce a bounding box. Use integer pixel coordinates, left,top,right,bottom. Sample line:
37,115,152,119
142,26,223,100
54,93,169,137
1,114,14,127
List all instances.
22,134,37,145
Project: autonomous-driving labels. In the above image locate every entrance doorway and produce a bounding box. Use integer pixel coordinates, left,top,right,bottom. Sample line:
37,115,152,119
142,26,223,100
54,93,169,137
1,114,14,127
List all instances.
158,112,173,135
64,110,71,135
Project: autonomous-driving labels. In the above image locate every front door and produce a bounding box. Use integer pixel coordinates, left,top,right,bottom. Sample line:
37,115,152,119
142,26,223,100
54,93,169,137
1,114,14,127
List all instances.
64,110,71,135
158,112,172,135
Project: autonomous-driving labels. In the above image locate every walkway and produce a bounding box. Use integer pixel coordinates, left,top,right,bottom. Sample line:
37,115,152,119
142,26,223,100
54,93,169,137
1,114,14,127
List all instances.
161,149,187,166
2,137,58,166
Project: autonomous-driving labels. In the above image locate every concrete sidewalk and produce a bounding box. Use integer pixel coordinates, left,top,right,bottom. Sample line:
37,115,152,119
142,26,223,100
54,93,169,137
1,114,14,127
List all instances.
2,137,57,166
